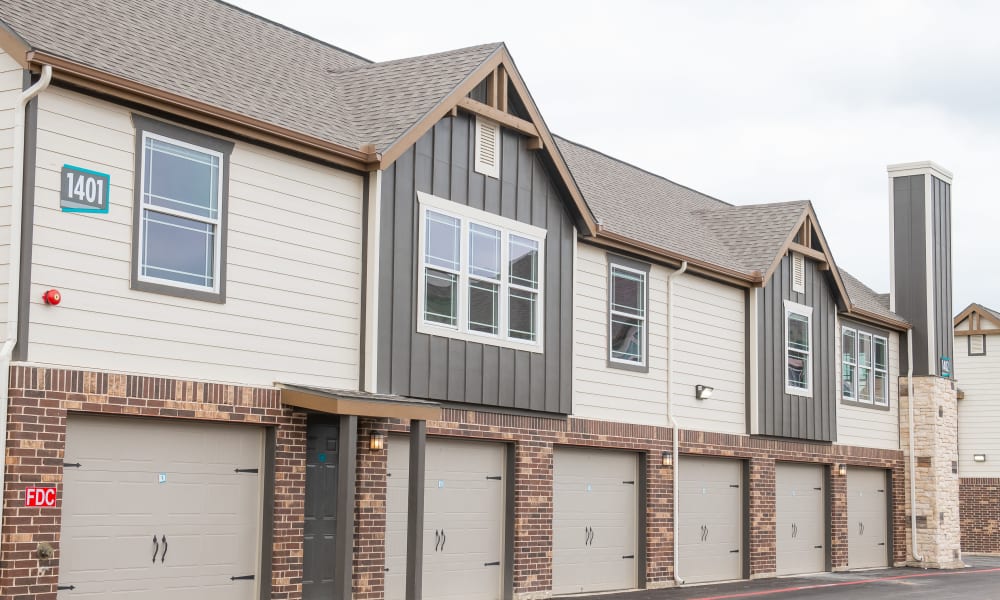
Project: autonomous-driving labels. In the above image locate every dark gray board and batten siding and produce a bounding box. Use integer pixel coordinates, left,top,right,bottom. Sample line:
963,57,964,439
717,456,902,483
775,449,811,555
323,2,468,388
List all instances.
892,174,953,377
376,113,574,414
757,254,837,442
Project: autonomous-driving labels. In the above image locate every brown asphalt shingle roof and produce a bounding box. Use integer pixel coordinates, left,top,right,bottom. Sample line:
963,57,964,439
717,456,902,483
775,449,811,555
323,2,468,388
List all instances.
839,269,907,325
0,0,499,153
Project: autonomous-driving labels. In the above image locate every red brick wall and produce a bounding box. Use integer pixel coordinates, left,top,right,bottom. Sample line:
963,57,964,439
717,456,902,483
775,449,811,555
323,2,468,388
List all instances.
960,478,1000,554
354,418,388,599
0,366,307,600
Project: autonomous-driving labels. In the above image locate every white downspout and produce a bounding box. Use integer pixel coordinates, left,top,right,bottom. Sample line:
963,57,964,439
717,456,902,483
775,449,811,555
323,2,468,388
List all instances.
666,260,688,585
0,65,52,531
906,328,923,563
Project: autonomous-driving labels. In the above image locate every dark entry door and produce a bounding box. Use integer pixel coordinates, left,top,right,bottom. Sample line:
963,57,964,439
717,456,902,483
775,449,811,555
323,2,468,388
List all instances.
303,421,340,599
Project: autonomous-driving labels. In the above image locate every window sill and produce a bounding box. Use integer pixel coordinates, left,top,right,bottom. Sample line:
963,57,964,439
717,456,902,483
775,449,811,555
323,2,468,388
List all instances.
784,388,813,399
131,279,225,304
606,358,649,373
416,320,543,353
839,397,891,412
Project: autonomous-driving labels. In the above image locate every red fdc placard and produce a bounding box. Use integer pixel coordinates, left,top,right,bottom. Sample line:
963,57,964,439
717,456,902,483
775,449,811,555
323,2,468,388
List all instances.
24,487,57,507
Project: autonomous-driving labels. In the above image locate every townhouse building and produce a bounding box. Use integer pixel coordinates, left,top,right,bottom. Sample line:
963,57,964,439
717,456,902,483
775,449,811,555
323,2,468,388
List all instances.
954,303,1000,554
0,1,962,599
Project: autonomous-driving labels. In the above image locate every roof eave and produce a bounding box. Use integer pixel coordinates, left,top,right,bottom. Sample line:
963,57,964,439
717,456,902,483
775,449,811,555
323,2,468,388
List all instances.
26,51,379,172
841,306,910,332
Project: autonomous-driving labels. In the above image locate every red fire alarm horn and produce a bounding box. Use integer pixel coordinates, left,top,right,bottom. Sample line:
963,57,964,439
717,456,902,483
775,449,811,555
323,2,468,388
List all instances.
42,289,62,305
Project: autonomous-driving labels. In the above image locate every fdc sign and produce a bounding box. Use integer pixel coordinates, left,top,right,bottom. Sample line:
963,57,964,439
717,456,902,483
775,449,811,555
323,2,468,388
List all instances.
24,487,57,507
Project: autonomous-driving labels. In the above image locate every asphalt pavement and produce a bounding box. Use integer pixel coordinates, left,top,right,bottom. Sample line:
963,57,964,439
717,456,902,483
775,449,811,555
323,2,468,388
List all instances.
570,556,1000,600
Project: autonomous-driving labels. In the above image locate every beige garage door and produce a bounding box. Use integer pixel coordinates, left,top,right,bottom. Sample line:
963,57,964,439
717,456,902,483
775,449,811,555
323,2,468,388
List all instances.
678,456,743,584
776,463,826,575
552,447,638,596
847,468,888,569
58,416,264,599
385,437,506,600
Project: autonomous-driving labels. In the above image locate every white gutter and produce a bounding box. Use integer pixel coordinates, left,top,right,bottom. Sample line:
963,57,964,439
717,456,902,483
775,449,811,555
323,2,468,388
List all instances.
0,65,52,531
906,328,923,563
666,260,688,585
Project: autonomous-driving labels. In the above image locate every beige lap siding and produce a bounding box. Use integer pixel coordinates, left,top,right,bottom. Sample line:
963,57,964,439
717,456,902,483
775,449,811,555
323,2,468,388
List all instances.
835,325,902,451
0,366,307,600
955,334,1000,477
0,50,24,325
573,245,746,433
28,86,363,387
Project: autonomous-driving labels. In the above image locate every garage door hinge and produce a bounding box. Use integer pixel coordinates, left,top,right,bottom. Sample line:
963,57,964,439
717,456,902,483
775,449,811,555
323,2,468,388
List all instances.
878,542,886,546
622,555,635,559
730,549,740,553
63,462,81,468
814,487,822,491
814,545,823,549
486,475,502,480
484,561,501,566
234,468,259,474
878,489,885,493
231,574,255,581
622,480,635,485
729,484,739,488
57,585,75,591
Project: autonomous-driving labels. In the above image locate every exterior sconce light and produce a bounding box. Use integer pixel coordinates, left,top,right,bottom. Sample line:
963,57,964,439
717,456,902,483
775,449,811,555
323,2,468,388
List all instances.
974,454,987,463
695,385,714,400
662,451,673,467
369,431,385,451
838,464,847,476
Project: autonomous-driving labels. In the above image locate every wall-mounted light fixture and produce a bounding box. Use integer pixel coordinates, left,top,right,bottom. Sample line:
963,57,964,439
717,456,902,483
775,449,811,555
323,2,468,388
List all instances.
662,451,673,467
838,464,847,476
695,385,714,400
369,431,385,451
974,454,987,463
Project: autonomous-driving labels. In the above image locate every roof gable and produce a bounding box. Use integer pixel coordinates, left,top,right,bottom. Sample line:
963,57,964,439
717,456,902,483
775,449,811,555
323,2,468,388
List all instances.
954,303,1000,334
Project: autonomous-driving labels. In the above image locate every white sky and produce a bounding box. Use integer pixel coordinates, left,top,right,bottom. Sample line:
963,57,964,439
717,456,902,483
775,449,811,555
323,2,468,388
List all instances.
232,0,1000,313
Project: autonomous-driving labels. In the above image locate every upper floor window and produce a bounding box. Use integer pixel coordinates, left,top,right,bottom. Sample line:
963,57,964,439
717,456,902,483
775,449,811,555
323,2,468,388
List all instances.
607,256,649,370
417,192,544,351
841,326,889,407
784,301,812,396
130,115,233,303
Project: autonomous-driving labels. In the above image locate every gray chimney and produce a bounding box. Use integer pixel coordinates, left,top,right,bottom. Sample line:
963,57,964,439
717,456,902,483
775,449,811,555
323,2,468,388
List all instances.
888,161,954,378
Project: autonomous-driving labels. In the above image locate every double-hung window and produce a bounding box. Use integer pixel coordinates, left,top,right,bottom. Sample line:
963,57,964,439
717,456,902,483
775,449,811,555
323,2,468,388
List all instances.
131,115,233,302
784,301,813,396
608,259,648,368
418,192,544,350
841,326,889,407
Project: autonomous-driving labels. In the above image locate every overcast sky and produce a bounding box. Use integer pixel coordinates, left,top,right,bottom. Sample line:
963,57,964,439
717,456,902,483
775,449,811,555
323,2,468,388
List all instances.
233,0,1000,313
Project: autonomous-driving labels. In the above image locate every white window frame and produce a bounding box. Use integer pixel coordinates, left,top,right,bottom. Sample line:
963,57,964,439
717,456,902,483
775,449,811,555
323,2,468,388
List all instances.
608,263,647,367
841,325,890,407
136,131,224,294
784,300,813,397
416,191,545,352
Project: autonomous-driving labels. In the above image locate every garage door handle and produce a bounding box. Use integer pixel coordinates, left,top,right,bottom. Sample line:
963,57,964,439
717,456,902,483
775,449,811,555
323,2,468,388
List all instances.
434,530,441,552
859,522,864,536
152,535,159,563
161,535,167,563
441,530,446,551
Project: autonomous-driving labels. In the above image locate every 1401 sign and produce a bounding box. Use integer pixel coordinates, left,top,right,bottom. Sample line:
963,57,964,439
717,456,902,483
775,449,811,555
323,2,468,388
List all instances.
60,164,110,213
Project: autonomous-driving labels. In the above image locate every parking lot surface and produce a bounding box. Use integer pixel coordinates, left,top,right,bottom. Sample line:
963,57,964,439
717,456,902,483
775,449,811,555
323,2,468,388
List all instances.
571,556,1000,599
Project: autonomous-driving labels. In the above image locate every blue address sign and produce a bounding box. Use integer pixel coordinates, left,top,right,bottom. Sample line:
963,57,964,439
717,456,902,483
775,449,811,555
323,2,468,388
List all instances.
60,164,110,213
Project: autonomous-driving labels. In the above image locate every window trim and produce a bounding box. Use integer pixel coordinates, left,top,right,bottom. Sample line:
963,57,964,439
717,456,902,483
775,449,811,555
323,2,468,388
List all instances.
840,324,891,411
415,191,545,352
130,114,234,303
784,300,813,397
606,254,650,372
969,334,987,356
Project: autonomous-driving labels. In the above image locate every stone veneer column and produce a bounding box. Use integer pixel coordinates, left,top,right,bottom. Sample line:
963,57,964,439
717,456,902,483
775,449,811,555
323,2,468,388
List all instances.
748,457,776,578
899,376,963,568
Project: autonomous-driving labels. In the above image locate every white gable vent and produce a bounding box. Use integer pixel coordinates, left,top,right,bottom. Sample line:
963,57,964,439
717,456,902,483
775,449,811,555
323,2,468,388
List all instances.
792,252,805,294
970,334,986,356
474,116,500,179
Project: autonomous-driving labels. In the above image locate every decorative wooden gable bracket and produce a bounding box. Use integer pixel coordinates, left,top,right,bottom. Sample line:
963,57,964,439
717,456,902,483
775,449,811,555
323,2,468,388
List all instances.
788,217,829,270
455,65,544,150
954,304,1000,336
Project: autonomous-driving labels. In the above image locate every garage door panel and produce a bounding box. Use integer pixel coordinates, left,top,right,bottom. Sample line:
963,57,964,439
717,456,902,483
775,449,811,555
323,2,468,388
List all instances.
59,416,263,600
552,447,637,596
678,457,743,584
847,468,888,569
776,463,826,576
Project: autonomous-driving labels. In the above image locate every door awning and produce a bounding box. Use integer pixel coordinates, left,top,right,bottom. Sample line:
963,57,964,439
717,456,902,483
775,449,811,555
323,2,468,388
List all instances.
276,383,441,420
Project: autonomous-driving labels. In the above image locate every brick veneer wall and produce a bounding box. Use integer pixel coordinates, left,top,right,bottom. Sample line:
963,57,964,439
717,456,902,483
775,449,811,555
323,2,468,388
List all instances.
959,478,1000,554
0,366,307,600
354,409,907,598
